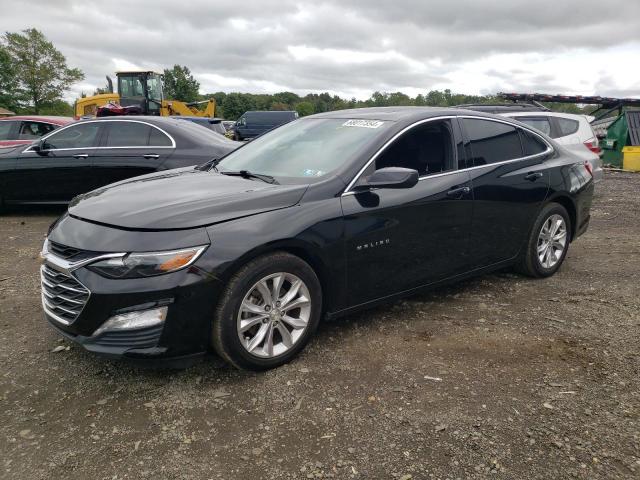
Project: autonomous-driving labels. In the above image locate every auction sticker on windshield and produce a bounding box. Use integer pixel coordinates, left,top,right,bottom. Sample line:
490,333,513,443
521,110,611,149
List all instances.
342,119,384,128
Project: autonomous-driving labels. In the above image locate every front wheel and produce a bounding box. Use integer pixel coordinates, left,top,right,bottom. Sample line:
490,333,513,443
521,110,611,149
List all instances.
212,252,322,370
517,203,571,278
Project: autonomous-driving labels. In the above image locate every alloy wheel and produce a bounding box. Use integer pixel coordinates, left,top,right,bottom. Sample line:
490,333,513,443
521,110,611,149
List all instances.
237,272,311,358
537,214,567,269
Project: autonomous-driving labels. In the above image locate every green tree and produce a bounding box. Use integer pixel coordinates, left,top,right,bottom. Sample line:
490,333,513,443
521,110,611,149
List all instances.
163,65,200,103
294,101,315,117
3,28,84,113
0,46,17,111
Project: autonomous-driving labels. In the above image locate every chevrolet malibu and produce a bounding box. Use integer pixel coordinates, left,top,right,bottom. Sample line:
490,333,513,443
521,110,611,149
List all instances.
41,107,594,370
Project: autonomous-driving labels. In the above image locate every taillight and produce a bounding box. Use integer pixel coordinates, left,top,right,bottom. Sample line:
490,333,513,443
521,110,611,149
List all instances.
584,138,601,155
583,160,593,176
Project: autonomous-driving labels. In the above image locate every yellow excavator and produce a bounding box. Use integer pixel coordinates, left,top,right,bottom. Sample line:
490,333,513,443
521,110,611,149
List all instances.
74,71,215,118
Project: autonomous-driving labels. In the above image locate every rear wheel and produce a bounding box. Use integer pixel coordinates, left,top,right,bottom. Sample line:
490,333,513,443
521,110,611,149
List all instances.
233,132,242,141
212,252,322,370
517,203,571,278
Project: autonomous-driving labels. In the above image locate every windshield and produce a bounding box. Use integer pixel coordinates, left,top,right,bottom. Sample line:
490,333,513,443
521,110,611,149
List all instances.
216,118,391,182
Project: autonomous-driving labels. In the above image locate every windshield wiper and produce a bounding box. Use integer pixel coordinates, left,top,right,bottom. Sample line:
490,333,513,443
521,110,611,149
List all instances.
219,170,279,184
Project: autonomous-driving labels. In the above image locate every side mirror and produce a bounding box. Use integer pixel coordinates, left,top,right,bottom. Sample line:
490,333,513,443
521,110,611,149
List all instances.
354,167,419,191
32,139,48,155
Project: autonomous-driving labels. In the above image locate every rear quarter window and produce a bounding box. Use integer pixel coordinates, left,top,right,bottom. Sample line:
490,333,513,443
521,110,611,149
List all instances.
520,129,548,156
556,118,579,136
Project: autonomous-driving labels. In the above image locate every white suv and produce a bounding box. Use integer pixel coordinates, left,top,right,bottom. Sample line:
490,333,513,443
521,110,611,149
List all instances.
500,111,603,182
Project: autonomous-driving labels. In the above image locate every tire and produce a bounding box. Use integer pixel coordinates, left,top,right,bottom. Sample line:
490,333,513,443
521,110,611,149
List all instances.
212,252,322,371
517,202,571,278
234,132,241,141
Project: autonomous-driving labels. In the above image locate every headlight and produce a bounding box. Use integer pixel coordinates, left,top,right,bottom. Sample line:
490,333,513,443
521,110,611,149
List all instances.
87,246,207,279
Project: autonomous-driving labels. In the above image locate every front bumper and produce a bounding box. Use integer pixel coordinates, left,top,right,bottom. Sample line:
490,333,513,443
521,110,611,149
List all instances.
41,247,224,365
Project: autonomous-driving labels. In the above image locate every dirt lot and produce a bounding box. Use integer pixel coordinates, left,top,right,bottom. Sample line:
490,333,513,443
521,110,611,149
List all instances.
0,172,638,480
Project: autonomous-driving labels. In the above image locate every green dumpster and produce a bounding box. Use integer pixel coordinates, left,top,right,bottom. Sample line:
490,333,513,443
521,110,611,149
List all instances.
600,110,640,167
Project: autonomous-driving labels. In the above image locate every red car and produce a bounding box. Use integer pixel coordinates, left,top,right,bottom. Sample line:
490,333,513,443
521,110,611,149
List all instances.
0,116,74,147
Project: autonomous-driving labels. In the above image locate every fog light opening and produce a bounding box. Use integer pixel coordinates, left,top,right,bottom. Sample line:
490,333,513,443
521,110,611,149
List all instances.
92,306,168,337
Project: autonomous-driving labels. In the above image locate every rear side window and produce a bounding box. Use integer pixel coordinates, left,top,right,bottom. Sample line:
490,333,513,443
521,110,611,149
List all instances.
461,118,523,165
0,121,14,139
516,117,552,136
105,122,151,147
556,118,579,136
520,129,548,156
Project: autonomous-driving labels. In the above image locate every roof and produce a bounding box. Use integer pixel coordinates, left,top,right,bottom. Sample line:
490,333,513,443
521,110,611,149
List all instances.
0,115,73,124
116,70,163,75
501,111,593,121
0,107,15,116
455,103,546,113
308,106,500,122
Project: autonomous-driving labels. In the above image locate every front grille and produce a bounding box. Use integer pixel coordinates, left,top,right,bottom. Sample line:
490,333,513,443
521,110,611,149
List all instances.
40,264,90,325
47,241,102,261
48,241,82,259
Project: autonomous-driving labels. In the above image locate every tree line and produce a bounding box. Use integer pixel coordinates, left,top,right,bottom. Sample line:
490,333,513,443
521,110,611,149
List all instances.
0,28,590,119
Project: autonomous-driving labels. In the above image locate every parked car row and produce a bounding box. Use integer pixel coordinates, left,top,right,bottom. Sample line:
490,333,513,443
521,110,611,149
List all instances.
0,116,238,205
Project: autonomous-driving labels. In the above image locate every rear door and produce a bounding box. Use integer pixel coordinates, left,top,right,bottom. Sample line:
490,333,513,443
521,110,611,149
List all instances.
460,117,551,267
7,122,102,202
92,120,175,186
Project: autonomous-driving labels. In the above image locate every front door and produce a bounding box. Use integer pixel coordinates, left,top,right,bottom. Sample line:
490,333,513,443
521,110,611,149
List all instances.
341,118,474,307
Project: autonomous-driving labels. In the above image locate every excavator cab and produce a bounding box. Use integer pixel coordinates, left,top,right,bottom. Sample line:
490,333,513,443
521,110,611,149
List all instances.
116,71,164,115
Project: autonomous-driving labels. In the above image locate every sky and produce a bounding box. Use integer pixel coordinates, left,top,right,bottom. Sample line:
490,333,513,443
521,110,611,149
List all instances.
1,0,640,101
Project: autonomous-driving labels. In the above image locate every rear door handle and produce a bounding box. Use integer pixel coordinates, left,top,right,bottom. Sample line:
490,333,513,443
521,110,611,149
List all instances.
144,154,160,159
73,153,88,159
524,172,544,181
446,186,470,198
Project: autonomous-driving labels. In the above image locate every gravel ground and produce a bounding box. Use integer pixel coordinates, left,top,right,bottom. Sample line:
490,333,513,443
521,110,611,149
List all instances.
0,172,638,480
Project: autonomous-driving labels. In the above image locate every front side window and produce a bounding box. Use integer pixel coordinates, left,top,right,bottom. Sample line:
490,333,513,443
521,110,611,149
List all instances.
0,121,14,140
516,117,552,136
146,75,163,101
43,123,101,150
461,118,523,165
556,118,579,136
217,118,392,182
105,122,151,147
374,120,455,176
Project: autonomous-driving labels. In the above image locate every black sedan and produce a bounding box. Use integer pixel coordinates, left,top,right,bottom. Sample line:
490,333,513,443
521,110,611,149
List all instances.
0,116,238,205
41,107,594,370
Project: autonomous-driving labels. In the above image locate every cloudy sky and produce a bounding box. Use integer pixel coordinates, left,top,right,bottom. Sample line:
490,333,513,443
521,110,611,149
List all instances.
2,0,640,100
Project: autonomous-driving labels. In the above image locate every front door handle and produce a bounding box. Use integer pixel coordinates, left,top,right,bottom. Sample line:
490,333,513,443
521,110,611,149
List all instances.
524,172,544,181
446,186,470,198
143,154,160,159
73,153,88,159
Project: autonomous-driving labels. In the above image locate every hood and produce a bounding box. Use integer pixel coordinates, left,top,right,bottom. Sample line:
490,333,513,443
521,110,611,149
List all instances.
68,168,308,230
